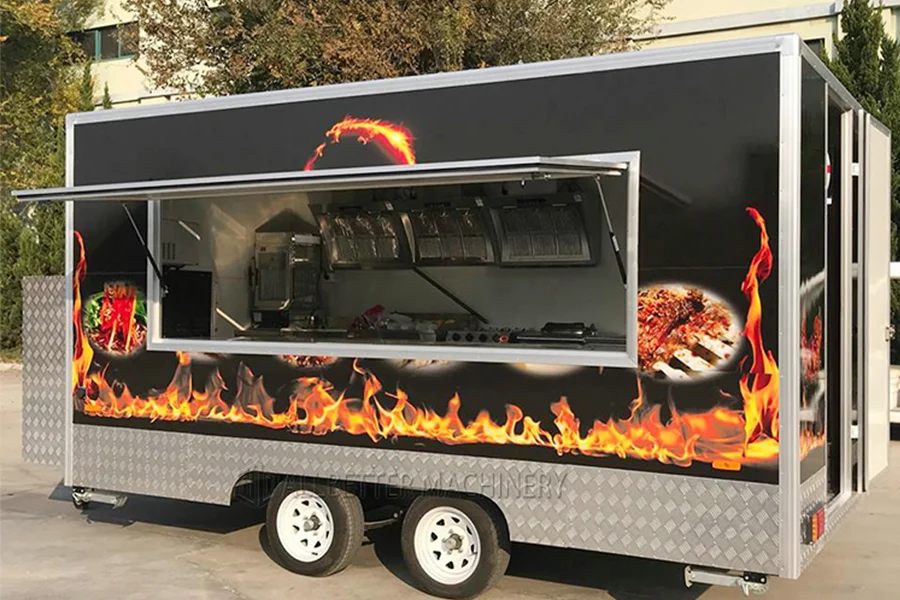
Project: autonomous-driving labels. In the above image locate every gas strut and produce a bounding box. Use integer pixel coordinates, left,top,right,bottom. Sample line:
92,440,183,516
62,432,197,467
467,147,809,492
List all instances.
121,203,166,294
594,176,627,286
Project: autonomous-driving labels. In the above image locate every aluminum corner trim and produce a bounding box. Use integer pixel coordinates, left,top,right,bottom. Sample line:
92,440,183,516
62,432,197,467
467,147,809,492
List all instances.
64,119,75,486
778,48,803,580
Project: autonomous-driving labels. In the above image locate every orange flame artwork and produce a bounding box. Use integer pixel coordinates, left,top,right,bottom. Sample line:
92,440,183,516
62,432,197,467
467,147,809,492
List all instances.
72,210,818,471
304,117,416,170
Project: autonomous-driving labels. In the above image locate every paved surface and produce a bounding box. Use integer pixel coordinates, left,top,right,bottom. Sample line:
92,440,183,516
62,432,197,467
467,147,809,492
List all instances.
2,369,899,599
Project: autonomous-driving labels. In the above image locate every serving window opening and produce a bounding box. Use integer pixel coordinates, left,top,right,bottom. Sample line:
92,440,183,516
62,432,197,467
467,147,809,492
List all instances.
142,156,637,366
154,168,635,364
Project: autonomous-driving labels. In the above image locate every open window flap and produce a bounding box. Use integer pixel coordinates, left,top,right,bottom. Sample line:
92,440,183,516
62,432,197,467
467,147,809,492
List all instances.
13,155,629,203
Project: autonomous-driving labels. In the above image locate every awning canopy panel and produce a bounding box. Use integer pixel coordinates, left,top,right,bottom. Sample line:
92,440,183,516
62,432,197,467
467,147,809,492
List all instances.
14,155,628,203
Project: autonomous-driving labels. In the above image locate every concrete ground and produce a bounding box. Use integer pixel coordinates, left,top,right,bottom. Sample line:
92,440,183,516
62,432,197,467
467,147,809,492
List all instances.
1,368,899,600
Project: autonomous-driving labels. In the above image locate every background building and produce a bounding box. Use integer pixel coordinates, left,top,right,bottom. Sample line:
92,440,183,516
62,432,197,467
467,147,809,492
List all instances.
645,0,900,55
70,0,178,107
76,0,900,107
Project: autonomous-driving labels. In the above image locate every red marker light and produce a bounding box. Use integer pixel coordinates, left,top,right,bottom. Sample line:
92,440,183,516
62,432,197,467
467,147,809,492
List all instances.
806,505,826,544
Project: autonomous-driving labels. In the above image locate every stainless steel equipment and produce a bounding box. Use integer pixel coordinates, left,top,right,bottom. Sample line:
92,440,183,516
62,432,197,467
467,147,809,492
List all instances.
313,203,412,269
489,195,593,266
406,203,495,265
251,210,321,328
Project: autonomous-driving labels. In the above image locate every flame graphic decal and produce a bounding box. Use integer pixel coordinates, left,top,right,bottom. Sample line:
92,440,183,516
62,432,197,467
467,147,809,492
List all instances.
304,117,416,170
740,207,779,450
72,209,812,470
72,232,94,393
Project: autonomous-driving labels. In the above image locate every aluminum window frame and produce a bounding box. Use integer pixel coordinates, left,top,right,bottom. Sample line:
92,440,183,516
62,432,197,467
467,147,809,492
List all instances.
139,153,640,368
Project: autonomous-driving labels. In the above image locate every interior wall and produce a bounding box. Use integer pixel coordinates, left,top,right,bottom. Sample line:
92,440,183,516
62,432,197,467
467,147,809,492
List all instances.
163,192,312,339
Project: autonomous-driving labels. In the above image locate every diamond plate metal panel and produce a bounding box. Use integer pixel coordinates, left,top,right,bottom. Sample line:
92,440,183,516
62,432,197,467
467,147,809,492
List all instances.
21,276,67,467
798,469,859,573
800,469,826,508
73,423,781,573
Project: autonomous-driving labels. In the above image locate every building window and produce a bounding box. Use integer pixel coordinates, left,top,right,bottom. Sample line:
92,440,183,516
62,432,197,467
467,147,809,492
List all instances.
71,22,138,61
805,38,825,58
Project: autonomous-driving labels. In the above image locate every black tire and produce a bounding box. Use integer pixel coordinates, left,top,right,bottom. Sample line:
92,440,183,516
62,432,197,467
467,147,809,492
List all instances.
401,495,510,599
266,479,364,577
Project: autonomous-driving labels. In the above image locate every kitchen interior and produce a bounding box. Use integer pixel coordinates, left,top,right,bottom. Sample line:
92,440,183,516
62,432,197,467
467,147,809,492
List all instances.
158,173,631,352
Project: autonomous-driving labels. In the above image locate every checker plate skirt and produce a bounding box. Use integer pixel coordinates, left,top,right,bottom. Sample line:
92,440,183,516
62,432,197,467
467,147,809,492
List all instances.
21,276,67,466
73,423,781,573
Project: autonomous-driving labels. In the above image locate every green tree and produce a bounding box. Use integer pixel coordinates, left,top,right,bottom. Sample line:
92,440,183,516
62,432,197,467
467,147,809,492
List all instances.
825,0,900,360
0,202,21,352
0,0,97,353
77,61,94,111
126,0,669,97
101,81,112,108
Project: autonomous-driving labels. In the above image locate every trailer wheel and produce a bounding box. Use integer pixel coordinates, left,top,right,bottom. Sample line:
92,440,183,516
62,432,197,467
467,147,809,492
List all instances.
401,496,510,599
266,480,364,577
72,487,88,510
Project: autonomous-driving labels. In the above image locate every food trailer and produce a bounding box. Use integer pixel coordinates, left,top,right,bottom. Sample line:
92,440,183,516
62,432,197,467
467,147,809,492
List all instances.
17,34,892,597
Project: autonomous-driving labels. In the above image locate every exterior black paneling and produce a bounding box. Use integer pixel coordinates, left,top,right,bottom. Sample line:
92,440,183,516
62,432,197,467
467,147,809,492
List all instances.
73,54,782,483
75,56,779,271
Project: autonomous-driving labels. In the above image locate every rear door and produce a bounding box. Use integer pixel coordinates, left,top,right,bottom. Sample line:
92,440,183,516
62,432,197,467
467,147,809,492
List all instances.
863,114,891,485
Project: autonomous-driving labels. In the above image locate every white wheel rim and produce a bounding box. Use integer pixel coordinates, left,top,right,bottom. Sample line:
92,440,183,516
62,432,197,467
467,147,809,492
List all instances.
414,506,481,585
275,490,335,563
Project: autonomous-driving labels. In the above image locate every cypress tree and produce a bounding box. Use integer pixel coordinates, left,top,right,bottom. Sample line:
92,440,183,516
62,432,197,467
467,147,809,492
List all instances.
102,83,112,109
77,63,95,112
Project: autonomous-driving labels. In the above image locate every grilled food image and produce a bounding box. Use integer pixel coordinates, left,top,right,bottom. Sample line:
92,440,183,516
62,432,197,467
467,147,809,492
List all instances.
83,283,146,355
638,285,740,380
389,359,459,372
279,355,339,369
801,312,823,383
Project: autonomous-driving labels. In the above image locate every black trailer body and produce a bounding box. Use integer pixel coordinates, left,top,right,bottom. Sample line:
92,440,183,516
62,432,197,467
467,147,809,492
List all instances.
17,35,892,590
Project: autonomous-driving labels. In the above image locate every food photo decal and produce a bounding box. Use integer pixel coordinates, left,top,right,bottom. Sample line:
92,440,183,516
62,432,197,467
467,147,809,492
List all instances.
83,282,147,355
638,285,741,380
